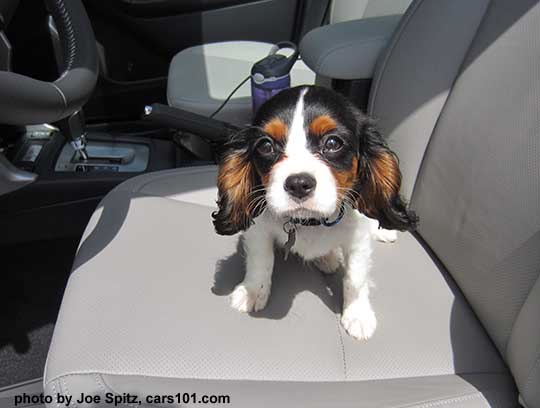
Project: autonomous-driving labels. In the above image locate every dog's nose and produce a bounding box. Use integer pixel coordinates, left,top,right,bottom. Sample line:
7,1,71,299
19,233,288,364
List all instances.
284,173,317,199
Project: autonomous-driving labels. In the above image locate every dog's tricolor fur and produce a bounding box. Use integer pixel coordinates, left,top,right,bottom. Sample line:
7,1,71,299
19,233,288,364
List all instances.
213,86,417,340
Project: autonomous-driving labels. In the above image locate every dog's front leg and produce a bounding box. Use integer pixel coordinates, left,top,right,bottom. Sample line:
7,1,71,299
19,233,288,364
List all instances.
341,233,377,340
230,226,274,313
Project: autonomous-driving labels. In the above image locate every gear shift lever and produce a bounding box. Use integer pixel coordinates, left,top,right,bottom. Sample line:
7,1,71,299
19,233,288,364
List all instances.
57,110,89,161
54,110,145,173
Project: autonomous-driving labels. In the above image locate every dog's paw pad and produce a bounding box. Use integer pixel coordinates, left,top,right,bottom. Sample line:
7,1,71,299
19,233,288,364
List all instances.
372,228,398,243
341,306,377,340
230,283,270,313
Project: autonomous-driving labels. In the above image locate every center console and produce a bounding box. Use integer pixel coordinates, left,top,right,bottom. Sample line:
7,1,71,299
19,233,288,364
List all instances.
0,120,180,245
54,138,150,173
0,103,237,245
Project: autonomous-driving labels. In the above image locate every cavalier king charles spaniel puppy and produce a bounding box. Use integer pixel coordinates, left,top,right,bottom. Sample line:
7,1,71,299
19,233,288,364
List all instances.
212,86,417,340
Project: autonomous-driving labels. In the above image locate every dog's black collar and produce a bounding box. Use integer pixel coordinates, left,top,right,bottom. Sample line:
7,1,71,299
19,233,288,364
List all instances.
282,204,346,260
289,203,346,228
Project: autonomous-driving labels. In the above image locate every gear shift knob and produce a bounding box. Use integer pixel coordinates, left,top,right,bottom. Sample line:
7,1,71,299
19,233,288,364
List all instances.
57,110,89,161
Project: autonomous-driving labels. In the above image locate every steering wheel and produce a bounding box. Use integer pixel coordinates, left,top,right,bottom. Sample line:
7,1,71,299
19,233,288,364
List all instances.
0,0,98,125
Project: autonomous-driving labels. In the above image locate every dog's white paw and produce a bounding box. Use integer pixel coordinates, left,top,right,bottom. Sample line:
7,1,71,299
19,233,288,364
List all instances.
230,282,271,313
341,304,377,340
372,228,398,243
313,250,343,274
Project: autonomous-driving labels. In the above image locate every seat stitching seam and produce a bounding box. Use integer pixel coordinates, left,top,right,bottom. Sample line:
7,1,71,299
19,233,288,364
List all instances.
117,189,216,209
332,312,347,380
93,373,106,395
130,169,217,194
98,373,140,408
61,376,76,408
44,374,500,408
394,392,485,408
50,379,60,408
57,378,63,408
44,371,511,386
322,271,347,380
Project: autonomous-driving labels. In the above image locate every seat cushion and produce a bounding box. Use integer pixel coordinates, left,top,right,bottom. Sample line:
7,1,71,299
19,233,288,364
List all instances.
167,41,316,125
44,168,517,407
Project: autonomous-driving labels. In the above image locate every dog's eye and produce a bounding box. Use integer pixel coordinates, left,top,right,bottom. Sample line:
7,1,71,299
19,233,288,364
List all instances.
256,139,275,156
323,136,344,153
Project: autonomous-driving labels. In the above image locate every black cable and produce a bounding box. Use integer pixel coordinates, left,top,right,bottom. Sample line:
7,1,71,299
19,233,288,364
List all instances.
209,76,251,119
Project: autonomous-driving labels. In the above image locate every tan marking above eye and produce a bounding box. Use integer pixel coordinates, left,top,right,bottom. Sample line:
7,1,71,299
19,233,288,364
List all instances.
309,115,337,136
263,118,288,141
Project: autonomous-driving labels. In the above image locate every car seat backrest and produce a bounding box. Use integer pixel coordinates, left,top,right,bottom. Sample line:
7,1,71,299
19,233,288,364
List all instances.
329,0,413,24
369,0,540,406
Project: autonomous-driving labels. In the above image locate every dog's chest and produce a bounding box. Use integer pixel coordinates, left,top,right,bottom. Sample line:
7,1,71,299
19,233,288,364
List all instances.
275,225,342,260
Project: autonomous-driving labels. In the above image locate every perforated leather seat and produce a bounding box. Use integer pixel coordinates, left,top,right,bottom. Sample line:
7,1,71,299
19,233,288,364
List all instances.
45,0,540,407
166,0,412,125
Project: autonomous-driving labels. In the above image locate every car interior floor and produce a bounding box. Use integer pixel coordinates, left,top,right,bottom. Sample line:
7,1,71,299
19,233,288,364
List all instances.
0,238,79,387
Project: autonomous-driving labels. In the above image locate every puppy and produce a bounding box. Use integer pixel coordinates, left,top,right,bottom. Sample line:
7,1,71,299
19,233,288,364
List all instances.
212,86,417,340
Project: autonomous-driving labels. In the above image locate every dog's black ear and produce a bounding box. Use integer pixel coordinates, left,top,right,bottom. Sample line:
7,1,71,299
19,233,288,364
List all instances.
354,120,418,231
212,129,260,235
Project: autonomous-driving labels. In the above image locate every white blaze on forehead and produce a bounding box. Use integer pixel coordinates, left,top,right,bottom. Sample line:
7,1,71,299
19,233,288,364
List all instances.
285,88,308,156
266,87,338,216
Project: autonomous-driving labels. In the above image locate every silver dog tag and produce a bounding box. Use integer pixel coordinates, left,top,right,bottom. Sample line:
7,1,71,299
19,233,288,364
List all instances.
283,224,296,261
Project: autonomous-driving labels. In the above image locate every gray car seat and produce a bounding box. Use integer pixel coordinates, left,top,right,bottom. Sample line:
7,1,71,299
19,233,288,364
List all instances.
167,0,412,125
44,0,540,407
